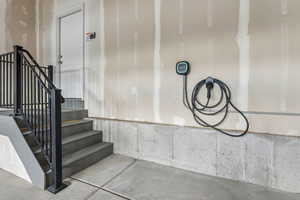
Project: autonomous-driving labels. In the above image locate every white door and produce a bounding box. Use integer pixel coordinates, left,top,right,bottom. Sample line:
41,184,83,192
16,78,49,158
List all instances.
59,10,84,98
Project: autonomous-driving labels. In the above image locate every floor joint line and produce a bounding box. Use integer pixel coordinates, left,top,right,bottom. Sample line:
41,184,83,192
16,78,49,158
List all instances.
101,159,137,187
70,177,133,200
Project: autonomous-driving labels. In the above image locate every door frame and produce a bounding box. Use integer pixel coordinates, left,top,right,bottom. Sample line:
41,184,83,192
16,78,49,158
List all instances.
56,3,86,100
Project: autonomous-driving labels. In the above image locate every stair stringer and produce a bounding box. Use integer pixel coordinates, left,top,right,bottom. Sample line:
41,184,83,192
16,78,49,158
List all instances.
0,115,45,189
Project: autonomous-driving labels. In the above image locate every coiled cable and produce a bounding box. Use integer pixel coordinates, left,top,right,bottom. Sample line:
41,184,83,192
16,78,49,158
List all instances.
183,76,249,137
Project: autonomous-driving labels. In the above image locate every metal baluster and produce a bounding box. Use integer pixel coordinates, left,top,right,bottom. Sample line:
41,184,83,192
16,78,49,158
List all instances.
41,83,45,152
30,70,33,126
0,56,2,106
45,90,48,157
14,46,23,115
24,60,26,115
6,54,8,107
49,91,52,163
34,75,37,136
9,54,14,107
9,54,11,106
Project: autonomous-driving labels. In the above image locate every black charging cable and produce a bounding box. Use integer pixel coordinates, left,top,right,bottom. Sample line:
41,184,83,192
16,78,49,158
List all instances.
183,75,249,137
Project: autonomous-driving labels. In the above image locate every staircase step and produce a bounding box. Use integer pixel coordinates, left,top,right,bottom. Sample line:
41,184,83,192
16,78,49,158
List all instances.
19,108,114,186
21,109,88,126
62,142,113,178
23,119,93,146
62,119,93,138
0,109,13,116
62,130,103,155
31,130,103,154
61,110,88,121
25,119,94,150
24,133,38,147
62,98,84,110
14,117,28,129
34,152,51,173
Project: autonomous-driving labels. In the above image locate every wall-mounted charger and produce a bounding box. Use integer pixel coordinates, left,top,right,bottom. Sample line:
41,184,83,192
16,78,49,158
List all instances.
176,61,190,75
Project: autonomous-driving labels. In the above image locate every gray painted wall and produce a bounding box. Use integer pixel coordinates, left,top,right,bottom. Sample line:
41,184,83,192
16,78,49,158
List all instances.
93,118,300,193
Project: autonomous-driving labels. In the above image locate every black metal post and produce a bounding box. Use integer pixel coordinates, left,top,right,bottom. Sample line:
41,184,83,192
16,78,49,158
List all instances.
48,88,67,194
48,65,54,83
14,45,23,115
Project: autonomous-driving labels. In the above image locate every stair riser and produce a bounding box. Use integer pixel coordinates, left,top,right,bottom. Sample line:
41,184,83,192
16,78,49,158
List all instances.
61,99,84,110
61,110,88,121
62,121,93,138
24,134,39,147
15,117,28,129
30,132,103,154
23,121,94,144
63,133,103,156
62,144,113,178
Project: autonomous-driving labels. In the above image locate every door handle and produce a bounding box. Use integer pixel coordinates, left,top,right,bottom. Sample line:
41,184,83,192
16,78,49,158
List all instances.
58,55,63,64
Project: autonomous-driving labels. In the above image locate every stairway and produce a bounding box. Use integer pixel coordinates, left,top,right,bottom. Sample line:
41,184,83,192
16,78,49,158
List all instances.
20,105,113,186
0,46,110,192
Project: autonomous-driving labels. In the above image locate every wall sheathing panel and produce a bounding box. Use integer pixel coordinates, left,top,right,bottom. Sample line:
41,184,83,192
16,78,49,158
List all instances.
36,0,300,137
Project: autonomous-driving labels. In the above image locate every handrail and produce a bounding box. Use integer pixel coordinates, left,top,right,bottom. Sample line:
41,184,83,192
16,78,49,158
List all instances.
21,48,65,103
0,51,14,57
21,49,57,90
23,58,51,94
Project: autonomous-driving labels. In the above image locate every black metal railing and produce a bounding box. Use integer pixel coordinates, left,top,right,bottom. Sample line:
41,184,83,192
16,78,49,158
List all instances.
0,45,66,193
0,52,14,108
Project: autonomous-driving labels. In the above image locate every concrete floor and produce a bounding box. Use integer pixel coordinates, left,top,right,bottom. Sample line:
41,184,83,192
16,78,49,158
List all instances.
1,154,299,200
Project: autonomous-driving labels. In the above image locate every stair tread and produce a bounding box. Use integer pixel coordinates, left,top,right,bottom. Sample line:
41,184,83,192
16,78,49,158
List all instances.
62,109,88,112
22,130,32,135
35,153,51,173
0,110,13,116
23,109,88,115
63,142,113,167
62,119,92,127
25,119,92,135
20,119,92,134
62,130,102,145
32,130,102,153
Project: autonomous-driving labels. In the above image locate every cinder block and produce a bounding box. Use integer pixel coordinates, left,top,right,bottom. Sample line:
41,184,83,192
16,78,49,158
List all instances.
244,133,273,186
138,124,175,165
173,127,217,176
114,121,139,158
89,119,300,193
272,135,300,193
216,133,246,181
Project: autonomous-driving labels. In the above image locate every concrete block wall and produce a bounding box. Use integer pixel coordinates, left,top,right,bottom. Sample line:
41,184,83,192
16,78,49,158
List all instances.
93,118,300,193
